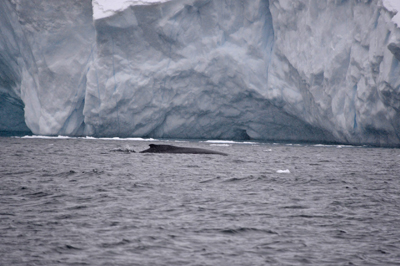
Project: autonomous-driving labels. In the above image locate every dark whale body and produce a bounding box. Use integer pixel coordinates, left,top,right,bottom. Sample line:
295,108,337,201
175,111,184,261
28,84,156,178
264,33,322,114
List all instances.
140,144,228,156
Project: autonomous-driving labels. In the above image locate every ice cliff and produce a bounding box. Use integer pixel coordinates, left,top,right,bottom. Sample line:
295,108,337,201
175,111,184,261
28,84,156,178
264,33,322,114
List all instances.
0,0,94,136
1,0,400,146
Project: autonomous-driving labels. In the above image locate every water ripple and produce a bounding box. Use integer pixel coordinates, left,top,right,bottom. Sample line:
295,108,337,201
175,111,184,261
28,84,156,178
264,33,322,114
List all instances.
1,137,400,265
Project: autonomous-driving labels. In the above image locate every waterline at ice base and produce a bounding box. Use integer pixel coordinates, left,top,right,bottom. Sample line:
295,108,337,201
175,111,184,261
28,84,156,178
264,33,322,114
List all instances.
1,0,400,147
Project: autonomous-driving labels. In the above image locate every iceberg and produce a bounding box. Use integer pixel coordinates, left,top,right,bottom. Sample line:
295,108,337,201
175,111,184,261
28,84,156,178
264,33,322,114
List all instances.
267,0,400,146
0,0,399,146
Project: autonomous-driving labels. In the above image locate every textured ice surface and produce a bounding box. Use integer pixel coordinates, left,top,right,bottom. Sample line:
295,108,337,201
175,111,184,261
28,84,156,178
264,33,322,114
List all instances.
0,1,32,134
84,0,334,142
1,0,400,146
0,0,95,136
267,0,400,146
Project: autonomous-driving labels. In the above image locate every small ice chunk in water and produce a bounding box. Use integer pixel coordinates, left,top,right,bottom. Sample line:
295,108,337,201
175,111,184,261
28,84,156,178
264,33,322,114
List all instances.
277,169,291,174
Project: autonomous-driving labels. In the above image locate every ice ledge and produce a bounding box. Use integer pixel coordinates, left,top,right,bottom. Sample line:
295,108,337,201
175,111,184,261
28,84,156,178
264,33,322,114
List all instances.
383,0,400,28
93,0,172,20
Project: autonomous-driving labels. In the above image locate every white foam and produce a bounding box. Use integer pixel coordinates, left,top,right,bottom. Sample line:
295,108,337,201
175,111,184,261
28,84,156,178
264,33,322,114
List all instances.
205,140,238,144
209,144,230,147
314,144,332,147
21,135,71,139
20,135,157,141
336,145,355,149
204,140,257,145
124,138,157,141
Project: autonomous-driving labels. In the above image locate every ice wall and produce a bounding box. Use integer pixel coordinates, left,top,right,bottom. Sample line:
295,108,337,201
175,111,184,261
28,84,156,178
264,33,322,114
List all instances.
0,0,32,134
1,0,400,146
0,0,95,136
84,0,333,141
268,0,400,146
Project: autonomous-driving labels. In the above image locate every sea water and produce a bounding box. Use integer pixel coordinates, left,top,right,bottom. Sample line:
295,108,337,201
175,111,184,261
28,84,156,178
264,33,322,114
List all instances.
1,136,400,265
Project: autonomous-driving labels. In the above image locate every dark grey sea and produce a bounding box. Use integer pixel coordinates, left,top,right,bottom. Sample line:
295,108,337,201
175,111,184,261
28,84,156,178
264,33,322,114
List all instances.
1,136,400,265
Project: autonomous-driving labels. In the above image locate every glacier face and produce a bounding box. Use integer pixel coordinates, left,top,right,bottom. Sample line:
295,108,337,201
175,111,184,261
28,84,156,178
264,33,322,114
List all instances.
1,0,95,136
267,0,400,145
1,0,400,146
84,0,333,141
0,0,31,134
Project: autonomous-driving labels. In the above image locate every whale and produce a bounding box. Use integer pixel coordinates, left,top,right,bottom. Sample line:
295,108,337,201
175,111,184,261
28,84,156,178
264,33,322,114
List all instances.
140,144,228,156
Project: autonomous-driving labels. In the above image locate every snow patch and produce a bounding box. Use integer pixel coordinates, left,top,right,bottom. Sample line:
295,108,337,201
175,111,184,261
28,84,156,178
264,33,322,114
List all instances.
93,0,172,20
383,0,400,28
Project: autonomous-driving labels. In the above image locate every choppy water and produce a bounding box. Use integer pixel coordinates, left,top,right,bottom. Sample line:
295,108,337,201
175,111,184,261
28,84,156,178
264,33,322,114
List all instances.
1,136,400,266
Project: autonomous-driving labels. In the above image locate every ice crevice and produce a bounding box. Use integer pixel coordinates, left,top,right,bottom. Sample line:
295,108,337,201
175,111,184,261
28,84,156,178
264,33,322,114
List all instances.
0,0,399,146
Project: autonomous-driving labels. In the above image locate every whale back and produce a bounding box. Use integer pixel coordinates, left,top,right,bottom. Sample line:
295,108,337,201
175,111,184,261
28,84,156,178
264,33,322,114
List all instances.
141,144,227,156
